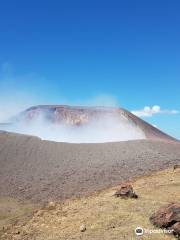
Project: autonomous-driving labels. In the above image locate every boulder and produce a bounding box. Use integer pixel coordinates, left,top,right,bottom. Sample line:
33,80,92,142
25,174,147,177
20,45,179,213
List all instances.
150,203,180,237
171,222,180,236
113,183,138,199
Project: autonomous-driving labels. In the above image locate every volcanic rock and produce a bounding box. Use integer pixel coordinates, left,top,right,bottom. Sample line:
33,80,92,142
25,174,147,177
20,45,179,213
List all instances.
150,203,180,237
171,222,180,236
113,184,138,199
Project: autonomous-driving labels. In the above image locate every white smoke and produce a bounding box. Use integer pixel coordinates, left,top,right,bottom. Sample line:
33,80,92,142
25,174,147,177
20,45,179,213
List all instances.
0,110,146,143
0,63,146,142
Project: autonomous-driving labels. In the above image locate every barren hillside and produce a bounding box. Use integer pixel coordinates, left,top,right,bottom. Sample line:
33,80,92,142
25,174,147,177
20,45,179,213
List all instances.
0,132,179,202
1,167,179,240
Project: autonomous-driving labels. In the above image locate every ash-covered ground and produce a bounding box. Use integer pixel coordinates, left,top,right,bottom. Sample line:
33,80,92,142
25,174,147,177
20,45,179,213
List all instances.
0,132,179,203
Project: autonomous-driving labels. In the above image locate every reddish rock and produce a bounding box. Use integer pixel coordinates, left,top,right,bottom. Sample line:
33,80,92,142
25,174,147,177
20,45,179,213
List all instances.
113,183,138,199
171,222,180,236
150,203,180,237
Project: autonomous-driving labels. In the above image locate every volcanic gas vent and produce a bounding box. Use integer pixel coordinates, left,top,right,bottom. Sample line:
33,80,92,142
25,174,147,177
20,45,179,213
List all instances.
0,105,176,143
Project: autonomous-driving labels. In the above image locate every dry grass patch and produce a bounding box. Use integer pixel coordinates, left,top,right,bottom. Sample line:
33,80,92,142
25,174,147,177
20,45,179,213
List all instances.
1,167,180,240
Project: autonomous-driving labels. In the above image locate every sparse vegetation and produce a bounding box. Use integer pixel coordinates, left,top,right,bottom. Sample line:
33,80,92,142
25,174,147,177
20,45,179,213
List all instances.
1,167,179,240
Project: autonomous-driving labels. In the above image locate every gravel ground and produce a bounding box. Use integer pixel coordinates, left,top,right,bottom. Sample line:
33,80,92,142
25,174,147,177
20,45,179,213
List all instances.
0,132,180,202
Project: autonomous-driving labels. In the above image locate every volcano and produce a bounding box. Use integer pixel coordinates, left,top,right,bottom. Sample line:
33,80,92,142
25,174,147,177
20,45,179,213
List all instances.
0,105,179,208
1,105,175,143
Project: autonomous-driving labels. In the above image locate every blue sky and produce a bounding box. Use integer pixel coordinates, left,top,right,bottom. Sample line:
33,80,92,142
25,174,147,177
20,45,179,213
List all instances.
0,0,180,139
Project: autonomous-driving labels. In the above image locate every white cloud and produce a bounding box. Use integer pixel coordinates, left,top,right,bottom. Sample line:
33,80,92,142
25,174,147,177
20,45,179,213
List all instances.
132,105,179,117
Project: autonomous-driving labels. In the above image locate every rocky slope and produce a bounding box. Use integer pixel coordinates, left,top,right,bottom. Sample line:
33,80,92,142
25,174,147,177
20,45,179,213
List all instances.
0,132,179,202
